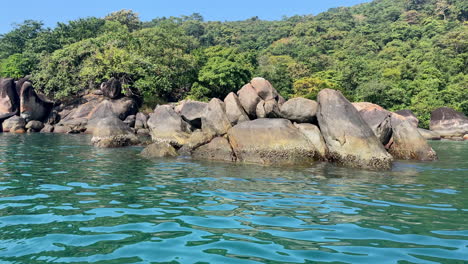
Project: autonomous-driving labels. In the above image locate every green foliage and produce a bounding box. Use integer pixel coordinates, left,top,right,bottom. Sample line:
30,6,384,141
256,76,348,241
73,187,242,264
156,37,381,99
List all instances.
0,53,35,78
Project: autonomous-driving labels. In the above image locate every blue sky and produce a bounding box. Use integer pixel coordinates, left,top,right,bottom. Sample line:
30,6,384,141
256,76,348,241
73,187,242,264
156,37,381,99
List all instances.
1,0,369,33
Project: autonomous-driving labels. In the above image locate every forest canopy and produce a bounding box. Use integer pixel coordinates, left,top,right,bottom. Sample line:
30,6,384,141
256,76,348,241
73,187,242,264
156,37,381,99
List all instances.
0,0,466,127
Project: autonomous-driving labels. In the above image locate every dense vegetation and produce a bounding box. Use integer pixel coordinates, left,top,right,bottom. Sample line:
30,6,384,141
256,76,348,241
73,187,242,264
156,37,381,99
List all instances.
0,0,466,127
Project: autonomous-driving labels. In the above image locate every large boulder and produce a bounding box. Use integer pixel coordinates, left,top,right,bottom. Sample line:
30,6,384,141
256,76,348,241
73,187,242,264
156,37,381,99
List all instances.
40,124,54,133
237,84,261,118
250,77,278,101
91,116,139,148
176,100,207,128
430,107,468,138
109,97,139,120
224,92,249,125
227,118,319,165
280,98,318,123
19,82,54,122
201,98,232,136
178,130,215,155
100,78,122,99
417,128,441,140
256,99,281,118
388,119,437,161
353,102,392,145
317,89,393,170
135,112,148,129
192,137,236,162
26,120,44,132
141,142,178,159
294,123,328,160
147,105,191,147
395,109,419,127
2,116,26,133
0,78,20,114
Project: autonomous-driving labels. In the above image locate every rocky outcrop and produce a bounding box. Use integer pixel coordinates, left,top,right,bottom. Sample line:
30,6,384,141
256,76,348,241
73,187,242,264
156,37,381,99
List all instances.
100,78,122,99
2,116,26,133
388,119,437,160
430,107,468,138
26,120,44,132
395,109,419,127
317,89,393,170
280,98,318,123
224,92,249,125
250,77,278,101
192,137,236,162
0,78,20,115
91,116,139,148
141,142,178,158
227,119,319,166
201,98,232,136
418,128,441,140
178,130,215,155
256,99,281,118
147,105,191,147
294,123,328,160
19,81,54,122
353,102,392,145
237,84,261,118
176,100,207,128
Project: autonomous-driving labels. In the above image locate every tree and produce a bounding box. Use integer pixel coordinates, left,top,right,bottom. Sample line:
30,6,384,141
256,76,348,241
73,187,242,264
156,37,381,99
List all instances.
0,20,44,59
105,9,142,32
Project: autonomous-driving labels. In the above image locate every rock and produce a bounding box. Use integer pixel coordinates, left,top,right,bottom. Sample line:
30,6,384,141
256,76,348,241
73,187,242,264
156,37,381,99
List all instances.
100,77,122,99
353,102,392,145
178,130,215,155
0,78,20,114
395,109,419,127
227,119,319,165
141,142,178,158
224,92,249,125
192,137,236,162
136,128,150,135
15,77,30,96
2,116,26,133
88,100,116,121
256,99,281,118
40,124,54,133
280,98,318,123
237,84,261,118
110,97,139,120
124,115,136,127
147,105,191,147
19,82,54,122
278,95,286,105
250,77,278,100
59,118,88,133
25,121,44,132
417,128,441,140
91,89,104,96
201,98,232,136
388,119,437,161
294,123,328,160
464,134,468,140
317,89,393,170
176,100,207,128
430,107,468,138
45,110,61,125
91,116,139,148
135,112,148,129
53,125,72,134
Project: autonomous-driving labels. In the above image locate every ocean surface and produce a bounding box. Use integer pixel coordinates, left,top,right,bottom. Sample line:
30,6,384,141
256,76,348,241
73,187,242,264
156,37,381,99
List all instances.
0,133,466,264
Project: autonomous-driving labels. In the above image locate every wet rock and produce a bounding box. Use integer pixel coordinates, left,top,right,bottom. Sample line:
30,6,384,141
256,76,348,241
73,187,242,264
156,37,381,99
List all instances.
317,89,393,170
294,123,328,160
430,107,468,138
250,77,278,101
227,118,319,166
176,100,207,128
40,124,54,133
3,116,26,133
237,84,261,118
417,128,441,140
201,98,232,136
147,105,191,147
280,97,318,123
395,109,419,127
91,116,139,148
192,137,236,162
100,77,122,99
141,142,178,158
353,102,392,145
19,82,54,122
224,92,249,125
0,78,20,114
53,125,72,134
25,121,44,132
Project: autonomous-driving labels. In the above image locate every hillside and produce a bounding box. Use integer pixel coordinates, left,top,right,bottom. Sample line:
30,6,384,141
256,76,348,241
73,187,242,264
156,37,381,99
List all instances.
0,0,466,127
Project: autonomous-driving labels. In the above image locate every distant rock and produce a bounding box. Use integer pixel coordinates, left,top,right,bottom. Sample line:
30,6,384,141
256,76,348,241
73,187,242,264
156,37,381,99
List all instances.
430,107,468,138
281,98,318,123
317,89,393,170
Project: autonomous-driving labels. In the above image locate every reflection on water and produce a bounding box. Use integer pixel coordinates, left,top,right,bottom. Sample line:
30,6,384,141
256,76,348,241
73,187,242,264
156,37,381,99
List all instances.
0,134,466,263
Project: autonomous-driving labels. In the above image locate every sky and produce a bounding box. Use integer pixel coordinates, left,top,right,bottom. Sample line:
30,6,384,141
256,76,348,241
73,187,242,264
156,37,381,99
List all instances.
1,0,369,34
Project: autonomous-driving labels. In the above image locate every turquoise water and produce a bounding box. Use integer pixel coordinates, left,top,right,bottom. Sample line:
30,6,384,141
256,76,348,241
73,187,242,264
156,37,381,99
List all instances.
0,134,466,264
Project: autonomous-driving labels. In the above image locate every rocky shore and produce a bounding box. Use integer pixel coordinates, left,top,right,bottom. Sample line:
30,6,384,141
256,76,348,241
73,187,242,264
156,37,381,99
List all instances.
1,77,467,170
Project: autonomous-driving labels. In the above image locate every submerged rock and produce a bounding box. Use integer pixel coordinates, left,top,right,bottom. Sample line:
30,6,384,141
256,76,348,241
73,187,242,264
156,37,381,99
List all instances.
192,137,236,162
91,116,139,148
141,142,178,158
280,97,318,123
430,107,468,138
227,118,319,166
317,89,393,170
